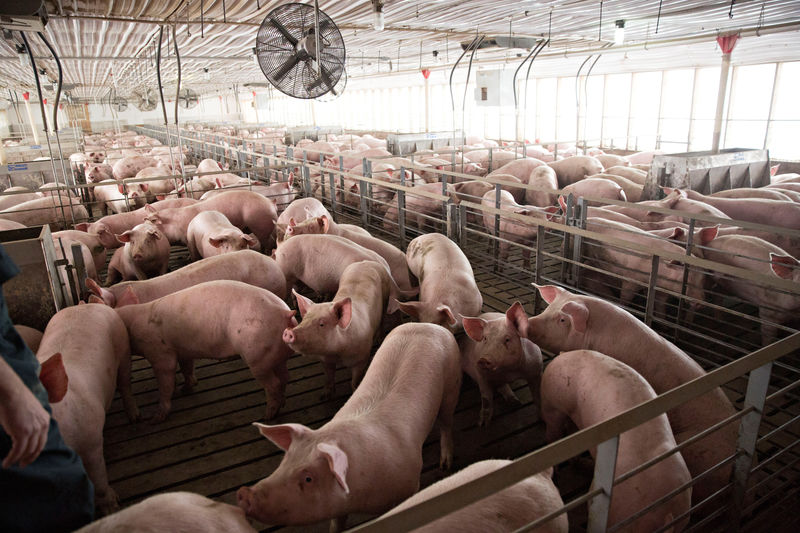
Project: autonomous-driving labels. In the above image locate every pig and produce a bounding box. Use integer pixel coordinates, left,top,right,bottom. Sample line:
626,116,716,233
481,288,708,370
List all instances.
526,165,559,207
87,250,286,306
112,155,159,180
196,158,223,175
488,158,545,185
114,280,296,422
85,163,114,183
36,304,138,515
186,210,257,260
562,177,627,204
76,492,256,533
274,234,410,301
603,166,647,186
625,150,663,165
709,188,791,201
93,179,148,215
276,197,331,234
688,234,800,343
135,163,181,199
383,182,456,231
0,195,89,229
771,172,800,184
145,190,277,251
394,233,482,331
14,324,43,352
541,350,691,532
547,156,604,187
76,198,198,249
451,180,493,204
587,173,644,202
460,302,543,426
679,189,800,229
106,221,170,284
484,173,528,204
284,260,392,399
236,322,462,530
527,285,737,508
0,219,25,230
763,185,800,203
583,216,707,316
282,215,415,291
52,238,98,298
481,189,552,269
380,460,567,533
0,188,41,210
595,153,629,169
463,149,518,171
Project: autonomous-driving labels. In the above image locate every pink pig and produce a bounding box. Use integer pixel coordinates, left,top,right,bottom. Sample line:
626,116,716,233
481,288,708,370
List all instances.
528,285,737,508
541,350,691,532
114,280,296,422
237,323,462,530
87,250,286,306
460,302,543,426
186,210,257,260
284,260,393,399
36,304,138,515
106,221,170,284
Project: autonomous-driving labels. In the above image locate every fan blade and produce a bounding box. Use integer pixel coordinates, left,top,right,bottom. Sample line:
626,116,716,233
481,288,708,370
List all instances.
270,17,299,47
272,53,303,82
307,62,336,92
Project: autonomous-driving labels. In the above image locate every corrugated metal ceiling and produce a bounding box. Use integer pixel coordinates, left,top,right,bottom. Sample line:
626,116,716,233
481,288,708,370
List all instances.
0,1,798,101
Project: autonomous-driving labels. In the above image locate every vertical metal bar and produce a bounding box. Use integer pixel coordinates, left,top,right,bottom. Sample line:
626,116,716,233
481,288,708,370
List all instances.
69,242,86,301
303,165,311,197
398,167,407,247
487,147,493,173
359,180,368,228
493,182,502,269
534,224,545,312
560,194,574,283
571,197,587,286
587,436,620,533
329,171,338,222
676,218,695,331
459,203,467,249
730,361,773,531
447,202,458,241
644,255,661,327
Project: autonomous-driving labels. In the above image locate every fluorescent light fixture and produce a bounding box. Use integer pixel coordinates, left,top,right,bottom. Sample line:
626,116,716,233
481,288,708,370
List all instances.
614,20,625,45
372,0,385,31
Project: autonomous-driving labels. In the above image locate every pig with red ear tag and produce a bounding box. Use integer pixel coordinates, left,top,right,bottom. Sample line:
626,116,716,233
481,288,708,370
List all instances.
459,302,543,427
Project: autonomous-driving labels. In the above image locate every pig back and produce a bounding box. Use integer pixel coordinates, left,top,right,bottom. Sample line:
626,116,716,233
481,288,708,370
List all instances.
333,323,461,441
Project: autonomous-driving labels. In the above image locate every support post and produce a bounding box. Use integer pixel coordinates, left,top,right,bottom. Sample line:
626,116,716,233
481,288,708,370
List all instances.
588,436,620,533
644,255,661,327
398,167,407,248
712,35,738,153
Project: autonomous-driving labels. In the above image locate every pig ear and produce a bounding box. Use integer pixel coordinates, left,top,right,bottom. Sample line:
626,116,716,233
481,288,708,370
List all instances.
558,196,567,213
75,222,90,232
117,183,126,195
215,177,223,189
208,237,226,248
394,300,422,319
461,316,486,342
533,284,564,304
253,422,310,451
147,228,162,239
140,183,149,193
319,216,330,233
144,204,157,213
560,300,589,334
116,231,132,243
317,442,350,494
436,304,457,327
506,301,529,338
88,294,105,304
544,206,560,222
333,298,352,329
242,234,257,247
665,227,685,240
284,309,298,328
293,289,315,318
770,253,799,279
288,173,295,187
116,287,140,307
39,353,68,403
288,217,297,227
697,226,718,246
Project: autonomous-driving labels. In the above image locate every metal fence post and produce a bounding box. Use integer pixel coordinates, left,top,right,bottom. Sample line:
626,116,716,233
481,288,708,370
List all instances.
587,435,620,533
644,255,661,326
398,167,407,248
447,202,458,242
69,242,87,302
459,203,467,250
329,171,338,222
359,179,368,228
493,182,502,269
730,361,773,531
560,194,575,284
534,224,546,313
303,165,311,197
571,197,587,286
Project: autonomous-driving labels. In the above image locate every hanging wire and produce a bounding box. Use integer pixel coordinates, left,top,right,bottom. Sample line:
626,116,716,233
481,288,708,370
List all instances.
656,0,663,33
598,0,603,41
729,0,736,18
756,1,765,36
548,8,553,46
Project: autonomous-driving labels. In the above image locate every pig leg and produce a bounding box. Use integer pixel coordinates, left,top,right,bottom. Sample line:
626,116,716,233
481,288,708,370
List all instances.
469,370,495,427
251,368,286,420
436,374,460,471
330,515,348,533
619,280,640,307
522,248,532,271
106,265,122,286
350,359,368,392
150,354,179,423
84,438,119,516
116,355,140,422
179,359,198,393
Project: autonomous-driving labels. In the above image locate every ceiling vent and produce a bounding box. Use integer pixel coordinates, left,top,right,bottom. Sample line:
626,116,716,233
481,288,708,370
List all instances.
460,35,539,51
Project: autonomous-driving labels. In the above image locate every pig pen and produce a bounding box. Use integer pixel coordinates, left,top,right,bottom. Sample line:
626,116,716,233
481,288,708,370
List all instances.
4,125,797,532
94,132,800,533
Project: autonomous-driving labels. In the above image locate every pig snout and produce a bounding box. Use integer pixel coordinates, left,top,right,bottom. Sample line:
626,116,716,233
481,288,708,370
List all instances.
282,327,295,344
477,357,496,371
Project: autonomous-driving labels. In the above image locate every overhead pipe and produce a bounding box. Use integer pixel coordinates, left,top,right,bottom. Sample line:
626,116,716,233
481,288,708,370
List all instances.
521,39,549,143
512,39,544,140
172,24,186,189
574,54,595,153
19,32,72,227
449,34,482,161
